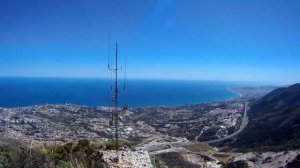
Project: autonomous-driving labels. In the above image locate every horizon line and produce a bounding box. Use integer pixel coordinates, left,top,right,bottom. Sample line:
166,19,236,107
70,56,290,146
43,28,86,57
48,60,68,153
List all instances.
0,75,294,86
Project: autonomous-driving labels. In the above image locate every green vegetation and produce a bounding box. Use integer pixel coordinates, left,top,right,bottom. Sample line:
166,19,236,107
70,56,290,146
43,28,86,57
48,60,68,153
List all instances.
0,140,108,168
0,139,138,168
0,146,47,168
47,140,106,168
233,83,300,151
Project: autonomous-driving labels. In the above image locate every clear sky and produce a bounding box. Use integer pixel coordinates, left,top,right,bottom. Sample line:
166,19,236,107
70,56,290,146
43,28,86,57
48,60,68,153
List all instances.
0,0,299,84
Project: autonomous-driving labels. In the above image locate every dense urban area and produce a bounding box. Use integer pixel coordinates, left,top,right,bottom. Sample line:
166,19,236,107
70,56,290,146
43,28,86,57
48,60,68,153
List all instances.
0,92,249,146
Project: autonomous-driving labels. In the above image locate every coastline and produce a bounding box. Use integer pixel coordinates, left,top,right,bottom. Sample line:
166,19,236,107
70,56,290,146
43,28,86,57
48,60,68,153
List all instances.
0,92,242,109
228,87,243,98
0,78,244,108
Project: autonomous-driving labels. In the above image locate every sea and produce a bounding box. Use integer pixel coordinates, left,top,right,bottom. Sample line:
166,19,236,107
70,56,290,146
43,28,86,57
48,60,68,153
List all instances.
0,77,246,108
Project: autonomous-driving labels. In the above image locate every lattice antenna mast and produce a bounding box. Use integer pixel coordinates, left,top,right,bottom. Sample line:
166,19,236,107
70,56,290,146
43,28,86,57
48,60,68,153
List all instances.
108,43,120,150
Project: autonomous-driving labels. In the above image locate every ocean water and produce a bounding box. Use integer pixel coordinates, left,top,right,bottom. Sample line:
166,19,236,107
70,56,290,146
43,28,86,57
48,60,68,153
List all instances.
0,77,241,108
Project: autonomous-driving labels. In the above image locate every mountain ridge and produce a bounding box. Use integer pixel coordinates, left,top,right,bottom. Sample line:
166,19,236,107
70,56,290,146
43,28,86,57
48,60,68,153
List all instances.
233,83,300,150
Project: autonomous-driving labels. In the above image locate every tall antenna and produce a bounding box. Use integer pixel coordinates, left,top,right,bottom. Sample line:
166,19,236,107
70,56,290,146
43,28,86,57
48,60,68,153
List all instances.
108,43,120,150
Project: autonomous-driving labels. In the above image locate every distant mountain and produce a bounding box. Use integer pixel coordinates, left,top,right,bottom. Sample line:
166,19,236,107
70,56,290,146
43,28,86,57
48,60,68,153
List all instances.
233,83,300,150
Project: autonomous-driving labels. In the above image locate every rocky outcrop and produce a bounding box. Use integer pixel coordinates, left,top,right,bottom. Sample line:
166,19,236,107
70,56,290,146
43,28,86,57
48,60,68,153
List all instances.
102,150,152,168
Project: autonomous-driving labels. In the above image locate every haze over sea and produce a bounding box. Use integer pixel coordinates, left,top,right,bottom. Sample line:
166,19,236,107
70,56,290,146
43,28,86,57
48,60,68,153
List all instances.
0,77,250,108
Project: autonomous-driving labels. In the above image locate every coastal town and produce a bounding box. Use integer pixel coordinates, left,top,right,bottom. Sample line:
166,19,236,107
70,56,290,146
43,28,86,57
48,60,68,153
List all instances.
0,86,289,168
0,87,265,148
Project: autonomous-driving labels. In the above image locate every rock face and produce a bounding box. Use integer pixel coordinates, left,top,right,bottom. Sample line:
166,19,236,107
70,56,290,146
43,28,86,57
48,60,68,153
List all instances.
102,150,152,168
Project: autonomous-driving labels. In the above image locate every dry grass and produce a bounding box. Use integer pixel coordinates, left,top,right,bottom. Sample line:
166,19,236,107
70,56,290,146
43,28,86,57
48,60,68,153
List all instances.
211,153,234,163
184,143,216,155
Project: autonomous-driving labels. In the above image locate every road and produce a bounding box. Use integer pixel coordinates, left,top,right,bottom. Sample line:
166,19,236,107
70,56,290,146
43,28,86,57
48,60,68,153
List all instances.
156,101,249,149
203,101,249,144
145,102,250,166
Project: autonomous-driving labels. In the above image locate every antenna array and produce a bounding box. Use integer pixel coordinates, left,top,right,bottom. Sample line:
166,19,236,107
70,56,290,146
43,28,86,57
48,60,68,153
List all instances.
108,43,126,151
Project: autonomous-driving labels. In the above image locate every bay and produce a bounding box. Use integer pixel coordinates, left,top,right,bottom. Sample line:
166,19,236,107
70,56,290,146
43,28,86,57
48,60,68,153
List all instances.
0,77,242,108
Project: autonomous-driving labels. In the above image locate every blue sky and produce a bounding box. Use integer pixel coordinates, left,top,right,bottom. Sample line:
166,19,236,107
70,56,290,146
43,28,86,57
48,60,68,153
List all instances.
0,0,299,84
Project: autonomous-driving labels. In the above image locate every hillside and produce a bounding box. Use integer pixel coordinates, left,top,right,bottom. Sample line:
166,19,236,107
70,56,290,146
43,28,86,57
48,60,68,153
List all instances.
0,140,152,168
233,83,300,150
